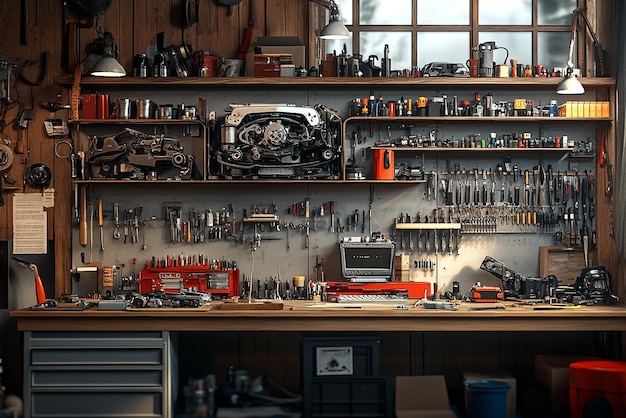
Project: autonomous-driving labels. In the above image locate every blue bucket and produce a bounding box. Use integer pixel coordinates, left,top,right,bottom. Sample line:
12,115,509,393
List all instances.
464,379,511,418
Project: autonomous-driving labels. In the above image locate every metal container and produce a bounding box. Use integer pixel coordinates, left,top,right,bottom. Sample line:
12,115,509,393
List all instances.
181,106,197,120
136,99,154,119
217,59,245,77
157,104,173,119
133,54,149,78
115,98,132,119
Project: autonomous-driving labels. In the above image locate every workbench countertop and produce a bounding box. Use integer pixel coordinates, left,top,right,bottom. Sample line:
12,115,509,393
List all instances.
10,300,626,333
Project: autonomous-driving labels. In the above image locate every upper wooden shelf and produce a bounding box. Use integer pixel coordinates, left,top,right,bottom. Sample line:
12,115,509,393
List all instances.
56,76,616,90
345,116,612,123
69,119,206,125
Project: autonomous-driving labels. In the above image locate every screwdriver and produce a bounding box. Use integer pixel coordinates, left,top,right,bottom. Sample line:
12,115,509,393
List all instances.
362,210,366,233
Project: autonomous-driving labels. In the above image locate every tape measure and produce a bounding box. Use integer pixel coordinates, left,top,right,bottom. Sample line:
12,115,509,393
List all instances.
0,144,14,171
25,163,51,188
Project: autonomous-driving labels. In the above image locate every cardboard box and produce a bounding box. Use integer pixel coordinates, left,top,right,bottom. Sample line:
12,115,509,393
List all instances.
258,36,305,67
253,54,293,77
246,36,306,77
395,254,410,271
539,246,596,285
394,270,410,282
534,354,599,416
260,45,305,67
558,101,610,118
395,375,457,418
463,371,516,417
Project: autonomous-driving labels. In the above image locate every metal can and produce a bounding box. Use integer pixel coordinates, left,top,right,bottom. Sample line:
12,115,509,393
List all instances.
134,54,149,78
152,53,168,77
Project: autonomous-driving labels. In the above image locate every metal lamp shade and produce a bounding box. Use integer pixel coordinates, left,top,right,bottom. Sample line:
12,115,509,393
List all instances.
91,56,126,77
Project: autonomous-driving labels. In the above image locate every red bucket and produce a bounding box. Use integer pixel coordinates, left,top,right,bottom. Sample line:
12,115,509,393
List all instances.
570,360,626,418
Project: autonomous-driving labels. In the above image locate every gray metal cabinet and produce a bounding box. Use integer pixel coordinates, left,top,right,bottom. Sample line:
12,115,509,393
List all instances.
23,331,172,418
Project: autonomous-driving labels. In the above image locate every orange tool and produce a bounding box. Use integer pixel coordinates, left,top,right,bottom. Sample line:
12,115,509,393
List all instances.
13,257,47,304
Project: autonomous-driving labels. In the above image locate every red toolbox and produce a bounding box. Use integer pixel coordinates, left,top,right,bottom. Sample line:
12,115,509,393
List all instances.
139,265,239,298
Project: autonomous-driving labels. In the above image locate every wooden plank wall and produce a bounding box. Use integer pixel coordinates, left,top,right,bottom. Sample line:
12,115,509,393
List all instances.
0,0,312,292
175,330,611,407
1,1,73,294
1,1,619,295
95,0,311,73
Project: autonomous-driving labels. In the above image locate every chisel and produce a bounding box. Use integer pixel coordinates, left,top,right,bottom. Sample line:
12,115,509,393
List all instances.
98,194,104,251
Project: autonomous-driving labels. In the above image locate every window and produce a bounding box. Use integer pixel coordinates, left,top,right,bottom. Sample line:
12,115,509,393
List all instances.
325,0,579,73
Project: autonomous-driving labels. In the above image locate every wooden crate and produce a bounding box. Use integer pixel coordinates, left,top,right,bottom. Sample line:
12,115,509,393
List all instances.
539,246,596,285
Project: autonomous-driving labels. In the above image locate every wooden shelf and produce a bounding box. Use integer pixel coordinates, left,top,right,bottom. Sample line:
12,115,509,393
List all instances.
342,179,425,184
346,116,612,123
69,119,206,125
72,179,422,184
395,222,461,230
243,215,280,223
370,146,578,152
56,75,616,90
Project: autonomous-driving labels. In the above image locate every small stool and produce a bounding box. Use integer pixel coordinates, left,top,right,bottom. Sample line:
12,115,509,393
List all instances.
570,360,626,418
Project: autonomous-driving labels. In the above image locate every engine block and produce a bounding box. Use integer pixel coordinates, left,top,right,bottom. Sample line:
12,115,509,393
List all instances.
214,104,342,179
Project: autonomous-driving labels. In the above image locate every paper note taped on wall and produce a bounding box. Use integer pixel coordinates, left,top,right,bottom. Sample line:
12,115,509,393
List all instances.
12,193,47,254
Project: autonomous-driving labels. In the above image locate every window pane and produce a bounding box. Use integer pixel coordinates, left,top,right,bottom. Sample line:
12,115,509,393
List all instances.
333,0,353,25
479,0,531,25
538,0,578,25
325,38,354,57
360,0,411,25
538,32,571,71
418,32,470,68
417,0,469,25
360,32,412,71
478,32,531,68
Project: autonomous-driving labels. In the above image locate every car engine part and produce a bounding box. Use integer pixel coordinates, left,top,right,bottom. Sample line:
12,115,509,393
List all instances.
86,128,198,180
479,255,557,300
214,103,342,179
421,62,469,77
575,266,619,305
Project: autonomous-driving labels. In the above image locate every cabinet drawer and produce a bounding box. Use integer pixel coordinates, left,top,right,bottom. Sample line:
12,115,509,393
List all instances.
31,391,163,417
30,331,165,347
31,368,162,387
31,347,163,365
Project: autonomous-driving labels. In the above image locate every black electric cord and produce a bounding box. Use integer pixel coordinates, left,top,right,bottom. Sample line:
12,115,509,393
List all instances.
0,70,23,133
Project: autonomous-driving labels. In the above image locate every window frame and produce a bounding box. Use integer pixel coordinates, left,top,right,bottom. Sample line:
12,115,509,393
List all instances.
332,0,586,70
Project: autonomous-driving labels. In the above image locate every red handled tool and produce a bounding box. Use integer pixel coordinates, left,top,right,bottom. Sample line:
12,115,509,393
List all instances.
236,0,253,60
599,132,607,168
13,257,47,304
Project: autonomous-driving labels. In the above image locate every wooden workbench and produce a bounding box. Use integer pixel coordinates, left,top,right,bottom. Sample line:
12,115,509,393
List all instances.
11,301,626,418
11,300,626,332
